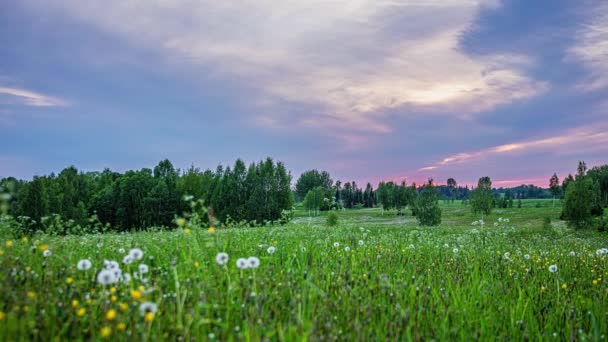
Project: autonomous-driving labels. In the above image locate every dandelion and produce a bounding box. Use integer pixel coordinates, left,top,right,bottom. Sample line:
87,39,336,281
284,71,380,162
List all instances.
100,326,112,338
105,309,117,321
66,277,73,285
344,247,350,252
138,264,149,274
119,303,129,312
549,265,558,273
267,246,276,254
561,283,567,289
176,218,186,227
184,228,191,235
453,248,459,253
444,243,449,248
122,255,133,265
524,254,531,260
144,312,155,322
596,248,608,256
128,248,144,261
118,248,125,254
43,250,51,257
77,308,86,317
40,244,49,252
77,259,92,271
121,273,131,284
139,302,158,316
236,258,248,269
358,240,364,246
569,251,576,257
104,260,120,270
116,323,126,331
27,291,36,299
97,269,119,285
333,242,340,248
71,300,79,308
208,226,216,234
5,240,13,248
131,290,143,300
247,257,260,268
216,252,229,265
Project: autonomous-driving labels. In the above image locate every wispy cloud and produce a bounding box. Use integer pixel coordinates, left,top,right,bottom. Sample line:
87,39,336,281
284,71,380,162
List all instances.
421,125,608,170
25,0,545,133
0,86,68,107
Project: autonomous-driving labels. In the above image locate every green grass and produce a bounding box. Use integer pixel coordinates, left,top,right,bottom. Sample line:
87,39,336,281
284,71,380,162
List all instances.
0,200,607,341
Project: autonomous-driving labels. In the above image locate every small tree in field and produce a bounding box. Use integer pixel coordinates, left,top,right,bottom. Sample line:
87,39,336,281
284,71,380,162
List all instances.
470,176,493,217
416,179,441,226
562,161,601,229
549,173,560,207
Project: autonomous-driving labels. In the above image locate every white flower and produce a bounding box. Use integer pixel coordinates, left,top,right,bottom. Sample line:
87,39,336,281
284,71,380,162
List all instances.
216,252,229,265
498,218,503,222
236,258,249,269
453,248,459,253
122,255,134,265
494,222,498,227
569,251,576,257
77,259,92,271
97,269,118,285
247,257,260,269
121,273,132,284
129,248,144,260
596,248,608,256
104,260,120,270
333,242,340,248
548,265,558,273
444,243,449,248
267,246,276,254
524,254,530,260
138,264,149,274
344,247,350,252
118,248,125,254
43,250,52,257
358,240,364,246
139,302,158,316
96,242,103,248
472,221,479,226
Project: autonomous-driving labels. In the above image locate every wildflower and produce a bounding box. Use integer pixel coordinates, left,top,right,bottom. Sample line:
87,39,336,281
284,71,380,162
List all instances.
43,250,52,257
40,244,49,252
5,240,13,248
549,265,558,273
176,218,186,227
138,264,149,274
122,255,133,265
104,260,120,270
524,254,531,260
100,326,112,338
596,248,608,256
128,248,144,261
453,248,459,254
267,246,276,254
97,269,119,285
139,302,158,316
77,259,92,271
0,311,5,321
569,251,576,257
119,303,129,312
131,290,143,300
561,283,567,289
247,257,260,268
71,300,79,308
144,312,155,322
344,247,350,252
184,228,191,235
27,291,36,299
121,273,131,284
118,248,125,254
593,280,598,285
77,308,86,317
116,323,126,331
96,243,103,249
194,261,199,268
208,226,216,234
236,258,248,269
105,309,117,321
216,252,229,265
358,240,364,246
66,277,74,285
333,242,340,248
444,243,449,248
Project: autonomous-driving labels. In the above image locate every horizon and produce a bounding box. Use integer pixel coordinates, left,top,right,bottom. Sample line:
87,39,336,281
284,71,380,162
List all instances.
1,1,607,188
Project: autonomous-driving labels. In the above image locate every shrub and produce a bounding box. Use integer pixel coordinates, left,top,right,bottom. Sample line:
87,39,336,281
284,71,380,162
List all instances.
326,211,339,227
542,216,551,229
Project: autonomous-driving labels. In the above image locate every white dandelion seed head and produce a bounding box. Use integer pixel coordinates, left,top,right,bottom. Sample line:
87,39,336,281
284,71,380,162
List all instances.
569,251,576,257
77,259,92,271
236,258,249,269
122,255,134,265
344,247,350,252
333,242,340,248
96,243,103,248
139,302,158,316
549,265,558,273
216,252,229,265
138,264,149,274
43,250,52,257
453,248,459,253
444,243,449,248
358,240,364,246
118,248,125,254
121,273,131,284
128,248,144,261
97,269,118,285
247,257,260,269
104,260,120,270
524,254,531,260
267,246,276,254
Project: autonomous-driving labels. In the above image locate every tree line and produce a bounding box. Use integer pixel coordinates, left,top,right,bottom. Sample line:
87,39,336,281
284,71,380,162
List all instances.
0,158,293,234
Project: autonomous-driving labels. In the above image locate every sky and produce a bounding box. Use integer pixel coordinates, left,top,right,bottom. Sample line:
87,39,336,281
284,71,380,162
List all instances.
1,0,607,188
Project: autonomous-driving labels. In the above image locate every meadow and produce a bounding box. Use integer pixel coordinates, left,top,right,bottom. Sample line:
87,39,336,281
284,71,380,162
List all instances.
1,200,607,341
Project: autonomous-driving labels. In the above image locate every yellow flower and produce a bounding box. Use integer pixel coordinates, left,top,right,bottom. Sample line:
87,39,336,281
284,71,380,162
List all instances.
593,280,598,286
561,283,567,290
110,287,117,294
25,266,30,272
130,290,143,300
138,285,145,292
116,323,126,331
105,309,117,321
100,326,112,338
541,286,546,292
77,308,86,317
144,312,155,322
66,277,74,285
27,291,36,299
0,249,4,256
21,237,28,243
119,303,129,312
71,300,79,308
40,244,49,252
194,262,199,268
184,228,191,235
0,311,5,321
111,296,118,303
5,240,13,248
208,226,216,234
176,218,186,227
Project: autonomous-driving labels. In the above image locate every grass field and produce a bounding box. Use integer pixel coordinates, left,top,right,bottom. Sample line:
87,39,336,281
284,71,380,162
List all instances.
1,200,607,341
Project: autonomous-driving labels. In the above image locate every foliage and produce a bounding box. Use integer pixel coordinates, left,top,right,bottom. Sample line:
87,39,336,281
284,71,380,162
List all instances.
326,211,339,226
562,162,602,229
416,179,442,226
294,170,333,201
470,177,494,216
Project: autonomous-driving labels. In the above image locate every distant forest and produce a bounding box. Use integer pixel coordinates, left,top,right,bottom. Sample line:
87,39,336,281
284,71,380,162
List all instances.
1,159,607,233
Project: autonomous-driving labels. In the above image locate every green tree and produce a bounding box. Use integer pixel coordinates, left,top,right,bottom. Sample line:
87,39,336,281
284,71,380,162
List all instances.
416,179,441,226
549,173,560,207
470,176,494,216
562,161,602,229
295,170,333,201
447,178,457,203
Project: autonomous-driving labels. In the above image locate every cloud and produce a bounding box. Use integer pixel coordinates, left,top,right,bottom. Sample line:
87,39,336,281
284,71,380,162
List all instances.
27,0,545,133
422,125,608,170
0,86,68,107
568,3,608,91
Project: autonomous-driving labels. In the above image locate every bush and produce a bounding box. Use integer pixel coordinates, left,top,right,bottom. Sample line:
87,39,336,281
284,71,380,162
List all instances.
542,216,551,229
326,211,339,227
